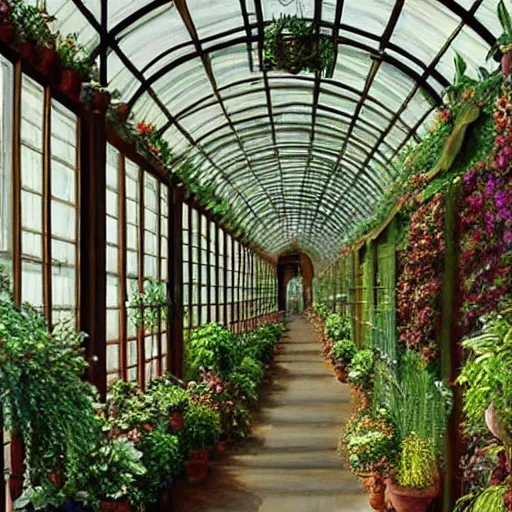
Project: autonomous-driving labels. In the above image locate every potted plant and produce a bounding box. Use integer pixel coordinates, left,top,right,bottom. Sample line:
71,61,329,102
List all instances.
10,1,56,71
57,33,95,101
487,0,512,79
146,377,189,432
89,437,146,512
0,0,16,45
81,82,112,114
263,15,335,78
456,312,512,445
339,411,397,511
347,349,375,407
182,403,221,482
330,339,357,382
374,352,452,512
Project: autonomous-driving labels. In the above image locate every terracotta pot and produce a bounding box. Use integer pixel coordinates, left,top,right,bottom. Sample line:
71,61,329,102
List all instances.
185,449,209,482
19,40,37,64
385,479,439,512
59,69,82,101
169,411,184,431
0,23,15,45
39,46,58,77
100,500,130,512
215,440,228,454
360,474,386,511
502,50,512,79
334,365,348,383
93,90,111,113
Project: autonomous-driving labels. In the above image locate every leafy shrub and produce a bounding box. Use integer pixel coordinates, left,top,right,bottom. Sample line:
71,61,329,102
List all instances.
456,313,512,438
340,411,397,476
396,433,436,489
312,301,330,320
183,403,221,451
348,349,375,391
325,313,351,342
136,430,182,504
147,377,189,416
331,339,357,367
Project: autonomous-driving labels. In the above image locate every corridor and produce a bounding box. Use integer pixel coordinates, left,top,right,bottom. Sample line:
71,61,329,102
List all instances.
171,316,371,512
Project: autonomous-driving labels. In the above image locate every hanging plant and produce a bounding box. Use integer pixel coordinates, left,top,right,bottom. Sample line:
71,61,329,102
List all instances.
128,279,169,333
263,15,335,78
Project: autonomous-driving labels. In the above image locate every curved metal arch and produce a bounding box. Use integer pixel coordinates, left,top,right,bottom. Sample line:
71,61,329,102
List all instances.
179,103,403,162
191,124,396,177
126,27,447,108
171,77,420,136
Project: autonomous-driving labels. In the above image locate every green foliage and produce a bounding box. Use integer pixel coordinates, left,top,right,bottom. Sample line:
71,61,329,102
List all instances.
372,351,451,453
56,33,96,79
347,349,375,391
341,411,398,476
182,403,221,451
107,380,152,431
312,301,331,320
10,0,55,46
454,485,508,512
456,312,512,438
263,15,335,78
88,438,146,506
330,339,357,367
487,0,512,61
0,268,102,499
396,433,437,489
146,376,189,415
129,279,169,333
136,430,182,504
325,312,351,342
185,323,237,380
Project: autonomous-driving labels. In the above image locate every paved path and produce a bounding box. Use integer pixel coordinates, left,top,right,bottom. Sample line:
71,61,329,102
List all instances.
170,316,371,512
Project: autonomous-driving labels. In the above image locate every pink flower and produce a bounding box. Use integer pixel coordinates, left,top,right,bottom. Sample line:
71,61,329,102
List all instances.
505,231,512,245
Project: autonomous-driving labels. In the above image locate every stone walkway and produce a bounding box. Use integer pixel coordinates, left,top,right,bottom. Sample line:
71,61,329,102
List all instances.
170,316,371,512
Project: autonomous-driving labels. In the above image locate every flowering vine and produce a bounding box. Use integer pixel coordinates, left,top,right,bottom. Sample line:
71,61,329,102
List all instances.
459,90,512,334
397,194,445,361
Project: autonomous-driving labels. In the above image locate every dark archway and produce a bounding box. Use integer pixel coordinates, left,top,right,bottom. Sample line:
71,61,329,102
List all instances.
277,252,314,312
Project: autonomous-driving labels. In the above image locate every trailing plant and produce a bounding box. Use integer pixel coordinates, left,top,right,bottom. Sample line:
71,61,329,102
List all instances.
396,433,437,489
330,339,357,368
456,312,512,439
129,278,169,333
0,267,102,501
182,402,221,451
263,15,335,78
347,349,375,391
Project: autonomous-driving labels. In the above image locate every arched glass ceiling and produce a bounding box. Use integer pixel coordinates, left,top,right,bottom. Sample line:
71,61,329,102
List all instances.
35,0,500,264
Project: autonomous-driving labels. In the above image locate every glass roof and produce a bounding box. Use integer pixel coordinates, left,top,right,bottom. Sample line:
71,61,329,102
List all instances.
39,0,500,264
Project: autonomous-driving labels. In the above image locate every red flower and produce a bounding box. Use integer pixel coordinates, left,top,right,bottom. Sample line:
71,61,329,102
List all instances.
440,109,451,123
143,423,152,432
137,122,154,135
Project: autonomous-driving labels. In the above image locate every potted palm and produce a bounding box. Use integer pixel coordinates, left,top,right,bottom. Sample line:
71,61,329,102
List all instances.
182,403,221,482
330,339,357,382
487,1,512,78
375,352,452,512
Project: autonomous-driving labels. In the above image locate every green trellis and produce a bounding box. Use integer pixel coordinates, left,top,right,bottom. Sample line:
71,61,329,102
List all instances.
361,241,375,348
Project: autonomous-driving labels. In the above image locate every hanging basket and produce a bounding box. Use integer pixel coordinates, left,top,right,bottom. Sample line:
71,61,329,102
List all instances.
275,31,316,75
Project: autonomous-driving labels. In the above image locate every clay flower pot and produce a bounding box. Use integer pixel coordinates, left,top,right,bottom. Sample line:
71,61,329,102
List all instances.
169,410,184,431
359,474,386,511
39,45,58,77
334,365,348,383
185,449,209,483
59,69,82,101
92,89,111,114
19,40,37,65
100,500,130,512
0,23,15,45
502,50,512,79
385,479,439,512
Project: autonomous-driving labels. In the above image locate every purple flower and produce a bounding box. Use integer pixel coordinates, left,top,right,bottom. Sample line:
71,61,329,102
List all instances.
497,208,512,222
504,231,512,245
463,169,477,190
485,211,495,234
495,190,508,209
485,174,496,197
496,150,510,170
